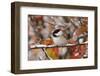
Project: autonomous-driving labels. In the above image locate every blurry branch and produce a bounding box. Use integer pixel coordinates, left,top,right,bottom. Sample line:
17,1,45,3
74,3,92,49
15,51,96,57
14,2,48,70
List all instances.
70,18,79,28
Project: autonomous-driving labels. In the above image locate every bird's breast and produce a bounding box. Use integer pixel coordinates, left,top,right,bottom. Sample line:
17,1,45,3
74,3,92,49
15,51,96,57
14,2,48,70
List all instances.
52,36,67,45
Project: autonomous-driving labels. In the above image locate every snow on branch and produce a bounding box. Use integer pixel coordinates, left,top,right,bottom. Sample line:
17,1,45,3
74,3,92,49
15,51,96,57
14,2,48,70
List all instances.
30,41,88,49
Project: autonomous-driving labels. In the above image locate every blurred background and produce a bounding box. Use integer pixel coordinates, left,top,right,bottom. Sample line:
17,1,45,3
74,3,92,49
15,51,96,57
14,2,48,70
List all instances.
28,15,88,60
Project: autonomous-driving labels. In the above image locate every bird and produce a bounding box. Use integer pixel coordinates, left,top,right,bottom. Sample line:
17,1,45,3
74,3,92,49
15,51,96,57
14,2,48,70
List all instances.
51,29,67,46
51,29,68,59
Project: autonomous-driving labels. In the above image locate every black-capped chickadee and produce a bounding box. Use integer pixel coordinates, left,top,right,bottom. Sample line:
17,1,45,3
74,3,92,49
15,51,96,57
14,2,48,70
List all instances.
51,29,68,59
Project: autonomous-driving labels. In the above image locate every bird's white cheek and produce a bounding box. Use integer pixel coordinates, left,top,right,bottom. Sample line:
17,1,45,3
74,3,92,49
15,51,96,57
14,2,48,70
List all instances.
79,39,84,43
56,31,63,36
